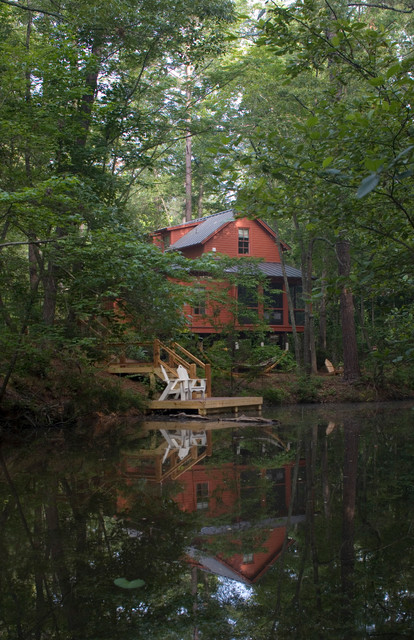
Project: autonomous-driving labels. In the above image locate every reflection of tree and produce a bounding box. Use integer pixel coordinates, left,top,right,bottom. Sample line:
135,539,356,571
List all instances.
217,408,414,639
0,437,194,639
340,418,360,628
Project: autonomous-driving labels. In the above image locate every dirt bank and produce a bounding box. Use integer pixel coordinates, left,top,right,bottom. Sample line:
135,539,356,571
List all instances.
213,371,414,405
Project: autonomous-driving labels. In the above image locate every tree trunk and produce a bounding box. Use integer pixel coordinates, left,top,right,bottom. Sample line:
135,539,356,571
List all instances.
42,260,58,325
273,218,301,365
292,213,317,372
197,181,204,218
336,239,360,381
318,265,327,352
45,486,80,638
305,239,317,373
185,64,193,222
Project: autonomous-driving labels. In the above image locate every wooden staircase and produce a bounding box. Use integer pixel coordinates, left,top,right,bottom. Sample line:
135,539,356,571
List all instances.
106,339,212,397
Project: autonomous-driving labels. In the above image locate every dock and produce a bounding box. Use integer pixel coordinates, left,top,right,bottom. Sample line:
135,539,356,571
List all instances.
148,395,262,417
106,340,263,417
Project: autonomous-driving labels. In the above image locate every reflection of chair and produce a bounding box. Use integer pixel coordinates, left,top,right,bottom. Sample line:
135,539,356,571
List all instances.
160,429,207,463
177,365,206,400
159,364,184,401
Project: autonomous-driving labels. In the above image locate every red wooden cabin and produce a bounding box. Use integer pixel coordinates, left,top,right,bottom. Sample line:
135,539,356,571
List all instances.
152,210,304,345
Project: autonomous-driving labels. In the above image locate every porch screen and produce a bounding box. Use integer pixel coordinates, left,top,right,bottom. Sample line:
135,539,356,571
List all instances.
290,283,305,326
264,282,284,325
237,285,258,325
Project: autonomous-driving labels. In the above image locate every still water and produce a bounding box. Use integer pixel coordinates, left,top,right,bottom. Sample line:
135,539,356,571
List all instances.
0,402,413,639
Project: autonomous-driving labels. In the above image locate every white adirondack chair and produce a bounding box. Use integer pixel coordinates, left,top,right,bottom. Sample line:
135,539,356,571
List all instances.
158,364,184,401
177,365,206,400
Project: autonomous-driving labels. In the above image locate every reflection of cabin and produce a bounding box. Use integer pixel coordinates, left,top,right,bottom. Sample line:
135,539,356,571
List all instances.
186,531,295,585
177,460,306,584
174,461,306,519
120,425,306,585
151,210,304,345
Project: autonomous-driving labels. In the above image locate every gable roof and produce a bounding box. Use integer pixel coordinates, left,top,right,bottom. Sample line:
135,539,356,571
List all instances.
168,210,234,250
154,209,291,253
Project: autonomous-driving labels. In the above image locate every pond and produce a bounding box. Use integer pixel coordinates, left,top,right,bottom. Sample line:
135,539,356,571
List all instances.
0,401,413,639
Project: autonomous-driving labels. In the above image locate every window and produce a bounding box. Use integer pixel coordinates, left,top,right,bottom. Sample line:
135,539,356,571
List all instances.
242,553,254,564
193,286,206,316
237,285,258,325
238,228,249,254
196,482,209,510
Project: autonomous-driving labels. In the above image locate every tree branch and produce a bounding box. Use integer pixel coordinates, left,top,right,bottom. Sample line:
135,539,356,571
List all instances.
0,239,55,249
0,0,62,18
348,3,414,14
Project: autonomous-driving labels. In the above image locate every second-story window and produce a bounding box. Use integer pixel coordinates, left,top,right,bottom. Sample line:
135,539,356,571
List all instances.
238,228,249,254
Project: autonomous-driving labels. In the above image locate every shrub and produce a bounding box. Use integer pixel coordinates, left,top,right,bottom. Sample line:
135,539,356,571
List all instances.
292,375,323,403
262,386,288,404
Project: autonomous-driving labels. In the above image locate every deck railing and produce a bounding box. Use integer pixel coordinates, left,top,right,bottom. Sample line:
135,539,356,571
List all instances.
107,339,212,397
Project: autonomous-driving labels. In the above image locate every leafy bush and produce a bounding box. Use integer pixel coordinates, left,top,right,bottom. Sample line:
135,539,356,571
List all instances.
246,342,296,372
262,386,288,404
56,365,146,417
204,339,233,372
291,375,323,403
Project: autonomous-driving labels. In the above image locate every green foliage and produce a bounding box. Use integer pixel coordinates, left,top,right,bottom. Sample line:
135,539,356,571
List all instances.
246,342,296,372
261,386,288,405
291,375,323,403
204,338,234,372
62,367,146,416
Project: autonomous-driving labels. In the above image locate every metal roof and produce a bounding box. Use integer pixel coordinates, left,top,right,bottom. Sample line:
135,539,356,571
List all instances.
168,210,234,250
258,262,302,279
226,262,303,279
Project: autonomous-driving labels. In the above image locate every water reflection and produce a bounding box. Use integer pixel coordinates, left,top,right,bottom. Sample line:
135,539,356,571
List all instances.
123,422,306,586
0,402,412,639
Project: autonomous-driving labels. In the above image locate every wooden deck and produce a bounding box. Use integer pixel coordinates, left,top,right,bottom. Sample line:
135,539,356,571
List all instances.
148,395,263,417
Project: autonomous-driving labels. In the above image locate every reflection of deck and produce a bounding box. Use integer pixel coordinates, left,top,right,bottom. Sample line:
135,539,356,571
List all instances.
148,396,263,416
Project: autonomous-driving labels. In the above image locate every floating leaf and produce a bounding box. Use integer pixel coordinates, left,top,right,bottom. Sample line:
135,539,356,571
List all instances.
114,578,145,589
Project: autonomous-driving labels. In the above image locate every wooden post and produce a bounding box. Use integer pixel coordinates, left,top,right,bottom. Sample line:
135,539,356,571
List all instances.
205,363,211,398
153,339,160,367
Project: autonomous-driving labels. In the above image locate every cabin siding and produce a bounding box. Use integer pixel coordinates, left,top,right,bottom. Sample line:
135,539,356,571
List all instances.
202,218,281,261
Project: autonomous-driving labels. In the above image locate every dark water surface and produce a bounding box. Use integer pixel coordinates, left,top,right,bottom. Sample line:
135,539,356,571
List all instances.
0,402,413,639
